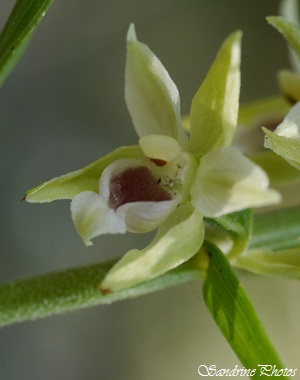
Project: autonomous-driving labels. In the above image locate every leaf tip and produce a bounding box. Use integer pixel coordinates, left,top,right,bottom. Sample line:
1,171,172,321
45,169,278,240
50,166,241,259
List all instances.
127,23,137,42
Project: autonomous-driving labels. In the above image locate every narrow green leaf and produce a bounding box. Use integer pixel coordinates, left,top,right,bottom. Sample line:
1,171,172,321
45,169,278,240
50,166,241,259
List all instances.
189,31,241,157
202,241,284,374
0,256,201,327
0,0,54,85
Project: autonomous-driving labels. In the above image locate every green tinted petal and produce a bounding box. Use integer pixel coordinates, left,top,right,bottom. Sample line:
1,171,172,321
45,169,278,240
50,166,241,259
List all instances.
125,24,184,142
25,146,142,203
252,150,300,185
190,31,241,157
100,202,204,292
0,0,54,86
267,16,300,59
235,248,300,280
191,147,281,217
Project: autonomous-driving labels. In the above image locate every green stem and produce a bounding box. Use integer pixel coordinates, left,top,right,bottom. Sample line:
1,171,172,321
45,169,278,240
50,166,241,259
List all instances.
0,257,201,326
0,206,300,327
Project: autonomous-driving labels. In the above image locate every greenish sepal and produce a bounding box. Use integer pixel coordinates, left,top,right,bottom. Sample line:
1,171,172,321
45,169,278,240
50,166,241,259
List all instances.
100,201,204,292
25,145,142,203
189,31,242,157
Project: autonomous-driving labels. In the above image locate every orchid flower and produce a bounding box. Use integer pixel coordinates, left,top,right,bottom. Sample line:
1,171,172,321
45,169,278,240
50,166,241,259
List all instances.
231,1,300,185
25,25,280,292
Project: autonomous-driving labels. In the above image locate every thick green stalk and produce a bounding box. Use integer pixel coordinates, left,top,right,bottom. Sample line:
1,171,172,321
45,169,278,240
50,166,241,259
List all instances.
0,206,299,327
0,257,201,326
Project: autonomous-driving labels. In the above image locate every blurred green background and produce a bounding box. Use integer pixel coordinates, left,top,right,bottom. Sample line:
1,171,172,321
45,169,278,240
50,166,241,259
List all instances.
1,1,300,379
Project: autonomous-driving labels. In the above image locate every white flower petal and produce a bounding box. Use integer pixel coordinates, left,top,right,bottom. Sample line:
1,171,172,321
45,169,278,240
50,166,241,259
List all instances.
71,191,126,246
125,24,182,141
190,147,281,217
117,199,179,233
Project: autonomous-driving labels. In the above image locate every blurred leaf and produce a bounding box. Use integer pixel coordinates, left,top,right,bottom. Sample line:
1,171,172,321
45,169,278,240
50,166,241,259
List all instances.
202,241,284,373
235,247,300,280
238,96,290,127
252,150,300,185
0,0,54,86
250,206,300,251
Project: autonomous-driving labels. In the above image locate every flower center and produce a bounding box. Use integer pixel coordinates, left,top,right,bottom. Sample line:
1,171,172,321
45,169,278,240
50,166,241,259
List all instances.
109,166,172,210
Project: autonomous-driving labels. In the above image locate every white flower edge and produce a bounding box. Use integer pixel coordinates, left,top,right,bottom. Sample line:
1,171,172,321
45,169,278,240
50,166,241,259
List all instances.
190,147,281,217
